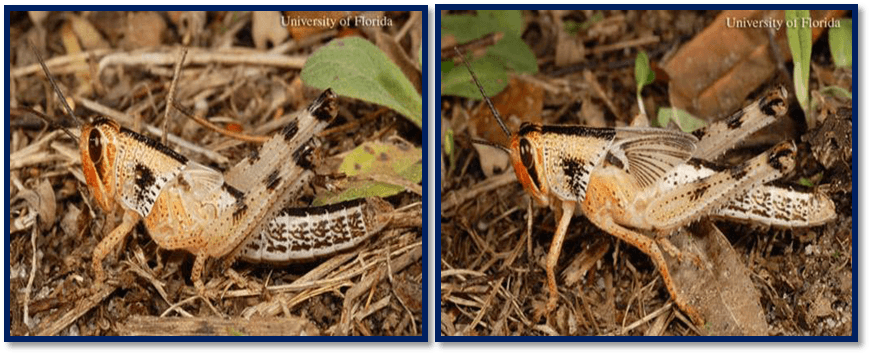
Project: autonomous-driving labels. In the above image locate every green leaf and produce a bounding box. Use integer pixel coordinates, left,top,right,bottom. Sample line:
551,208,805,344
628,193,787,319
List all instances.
481,10,524,38
440,54,508,99
798,177,815,187
829,19,852,68
486,35,538,74
441,10,537,98
441,14,485,43
444,128,456,169
635,51,655,94
657,107,707,133
301,37,421,128
785,10,812,115
819,85,852,99
313,141,422,205
441,60,454,74
443,10,524,42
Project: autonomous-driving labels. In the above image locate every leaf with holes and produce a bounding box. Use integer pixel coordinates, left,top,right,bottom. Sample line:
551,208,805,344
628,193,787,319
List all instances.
314,141,422,205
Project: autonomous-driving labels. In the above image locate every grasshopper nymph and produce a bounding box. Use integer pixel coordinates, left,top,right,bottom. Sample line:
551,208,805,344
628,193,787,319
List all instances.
453,48,835,325
30,45,394,297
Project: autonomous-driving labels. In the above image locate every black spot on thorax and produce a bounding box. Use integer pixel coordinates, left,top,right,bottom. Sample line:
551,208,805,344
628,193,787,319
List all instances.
133,163,156,205
560,158,589,196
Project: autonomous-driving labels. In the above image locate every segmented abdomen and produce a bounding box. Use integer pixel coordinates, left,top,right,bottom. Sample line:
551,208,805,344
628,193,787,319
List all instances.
238,197,391,264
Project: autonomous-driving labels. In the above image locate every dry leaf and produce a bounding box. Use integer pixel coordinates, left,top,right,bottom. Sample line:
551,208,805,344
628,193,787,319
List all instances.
664,10,846,120
20,179,57,233
667,221,768,336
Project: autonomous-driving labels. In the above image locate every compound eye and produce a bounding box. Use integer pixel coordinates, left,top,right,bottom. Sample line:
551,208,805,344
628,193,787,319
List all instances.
88,129,103,165
519,138,541,190
519,138,535,170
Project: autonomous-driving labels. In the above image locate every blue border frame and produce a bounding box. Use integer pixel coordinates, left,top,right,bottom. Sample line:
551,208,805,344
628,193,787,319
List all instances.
435,4,857,341
5,5,428,342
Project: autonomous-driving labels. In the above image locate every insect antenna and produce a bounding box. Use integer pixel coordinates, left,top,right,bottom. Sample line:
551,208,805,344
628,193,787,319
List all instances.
29,40,82,141
471,138,511,154
452,47,511,139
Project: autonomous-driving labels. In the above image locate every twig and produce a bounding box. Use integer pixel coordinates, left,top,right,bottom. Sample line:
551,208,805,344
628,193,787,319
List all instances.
23,225,39,329
440,171,516,212
441,32,504,60
172,101,268,143
159,295,199,318
163,47,189,145
118,315,319,336
344,245,422,307
590,35,660,55
98,48,307,76
36,284,117,336
605,302,673,336
394,11,420,42
464,277,503,335
355,295,392,321
11,48,113,78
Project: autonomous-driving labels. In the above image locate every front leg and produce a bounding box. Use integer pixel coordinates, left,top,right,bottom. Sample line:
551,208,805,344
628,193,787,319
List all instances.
545,200,575,312
92,209,140,288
